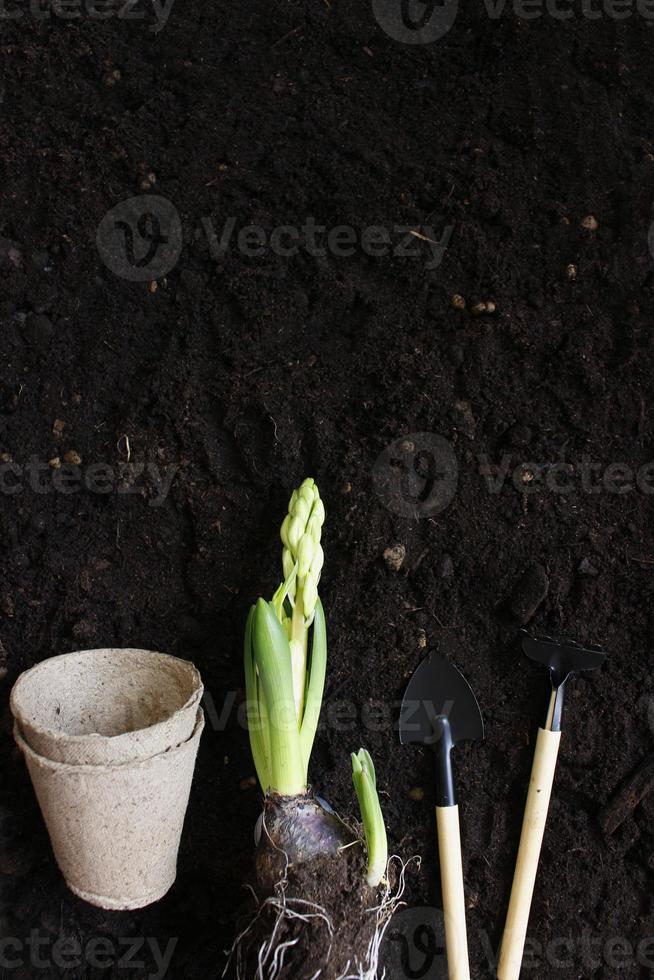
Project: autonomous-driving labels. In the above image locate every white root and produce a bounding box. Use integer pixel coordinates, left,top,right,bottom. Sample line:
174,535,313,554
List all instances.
335,854,420,980
224,854,420,980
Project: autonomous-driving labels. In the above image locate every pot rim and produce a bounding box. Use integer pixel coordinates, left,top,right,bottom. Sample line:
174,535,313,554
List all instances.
13,706,205,774
10,647,203,749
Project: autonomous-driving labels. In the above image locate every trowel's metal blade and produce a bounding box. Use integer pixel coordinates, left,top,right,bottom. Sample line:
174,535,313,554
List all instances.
399,652,484,748
523,635,607,677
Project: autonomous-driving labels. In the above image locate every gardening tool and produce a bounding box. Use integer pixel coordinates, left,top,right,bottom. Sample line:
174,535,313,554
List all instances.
497,634,607,980
400,652,484,980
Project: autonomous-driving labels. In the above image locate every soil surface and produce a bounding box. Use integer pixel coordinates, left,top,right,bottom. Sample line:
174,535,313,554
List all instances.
1,1,654,978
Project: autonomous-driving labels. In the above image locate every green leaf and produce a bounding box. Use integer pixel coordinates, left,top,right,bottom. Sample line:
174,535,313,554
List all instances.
252,598,306,795
244,605,271,792
299,596,327,780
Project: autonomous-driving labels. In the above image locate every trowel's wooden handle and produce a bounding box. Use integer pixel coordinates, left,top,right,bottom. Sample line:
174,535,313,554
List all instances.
436,804,470,980
497,727,562,980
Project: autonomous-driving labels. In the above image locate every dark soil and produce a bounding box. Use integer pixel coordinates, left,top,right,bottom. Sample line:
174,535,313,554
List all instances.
1,1,654,978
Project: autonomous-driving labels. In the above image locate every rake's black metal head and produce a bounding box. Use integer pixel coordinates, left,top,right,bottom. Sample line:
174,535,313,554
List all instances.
399,651,484,749
523,634,606,686
522,632,607,730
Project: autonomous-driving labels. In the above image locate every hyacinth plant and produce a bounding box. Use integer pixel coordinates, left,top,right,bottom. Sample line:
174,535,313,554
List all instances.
238,480,392,980
244,477,327,798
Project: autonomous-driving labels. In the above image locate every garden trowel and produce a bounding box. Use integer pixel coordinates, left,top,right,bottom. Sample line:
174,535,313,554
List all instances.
497,634,607,980
400,652,484,980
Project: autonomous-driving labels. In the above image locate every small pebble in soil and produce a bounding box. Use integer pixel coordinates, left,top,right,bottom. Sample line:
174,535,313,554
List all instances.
509,562,549,624
63,450,81,465
48,456,61,469
52,418,65,439
580,214,599,231
566,263,578,280
409,786,425,802
417,628,427,649
471,300,496,316
451,294,466,310
240,776,257,790
383,544,406,572
578,557,599,576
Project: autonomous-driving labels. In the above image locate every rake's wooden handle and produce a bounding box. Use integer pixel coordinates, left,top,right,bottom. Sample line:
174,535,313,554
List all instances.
497,727,562,980
436,804,471,980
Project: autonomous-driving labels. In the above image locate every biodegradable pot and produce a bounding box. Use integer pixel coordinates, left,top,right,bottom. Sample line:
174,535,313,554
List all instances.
10,648,205,910
10,648,203,766
14,709,204,910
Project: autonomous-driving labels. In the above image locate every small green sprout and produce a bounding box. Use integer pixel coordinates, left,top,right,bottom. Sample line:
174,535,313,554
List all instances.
352,748,388,887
